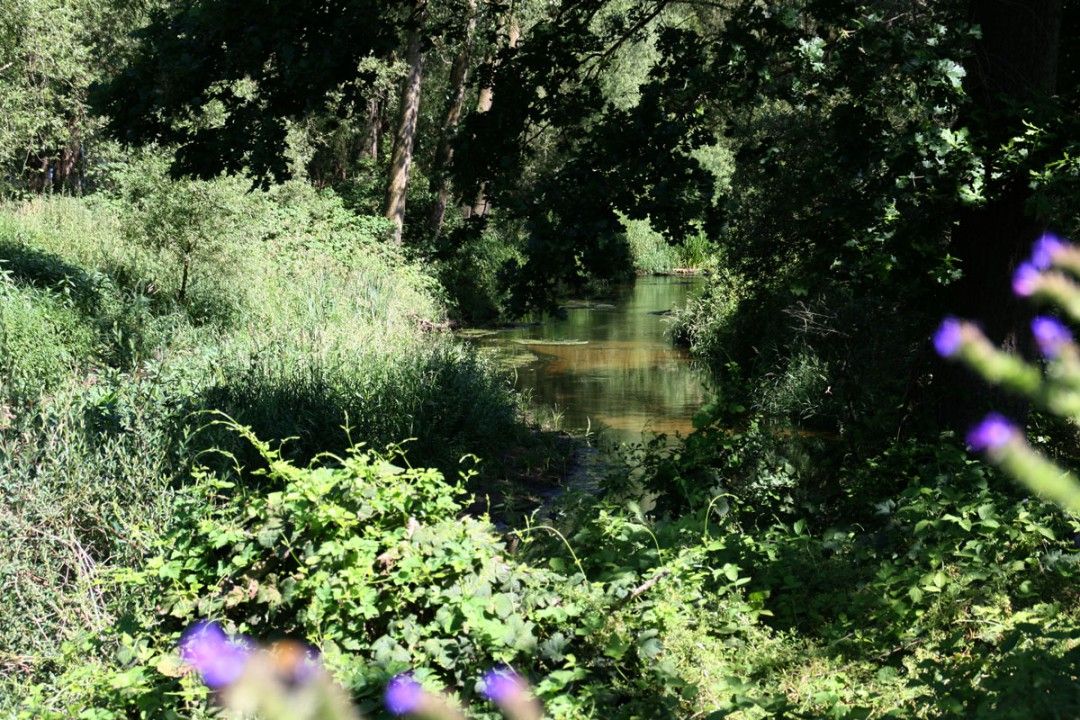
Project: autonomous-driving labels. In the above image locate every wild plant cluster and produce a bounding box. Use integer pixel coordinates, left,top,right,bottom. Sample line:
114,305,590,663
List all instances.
0,162,528,716
4,0,1080,716
7,169,1080,718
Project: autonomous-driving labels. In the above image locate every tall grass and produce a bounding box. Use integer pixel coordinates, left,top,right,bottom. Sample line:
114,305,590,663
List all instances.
622,214,718,275
0,175,521,703
623,215,681,274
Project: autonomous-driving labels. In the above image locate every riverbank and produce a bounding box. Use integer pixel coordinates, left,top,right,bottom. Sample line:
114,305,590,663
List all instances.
9,192,1080,720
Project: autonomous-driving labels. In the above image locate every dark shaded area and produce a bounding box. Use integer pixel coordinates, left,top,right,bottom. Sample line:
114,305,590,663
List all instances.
0,240,105,314
92,0,407,185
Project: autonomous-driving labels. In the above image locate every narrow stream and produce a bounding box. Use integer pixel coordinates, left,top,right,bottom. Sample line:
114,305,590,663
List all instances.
470,276,709,447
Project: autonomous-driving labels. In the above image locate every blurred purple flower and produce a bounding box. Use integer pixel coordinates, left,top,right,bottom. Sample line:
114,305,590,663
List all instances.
966,413,1019,453
1032,316,1073,358
1012,262,1041,297
933,317,964,357
1032,232,1067,270
385,673,424,716
482,667,527,704
179,621,252,689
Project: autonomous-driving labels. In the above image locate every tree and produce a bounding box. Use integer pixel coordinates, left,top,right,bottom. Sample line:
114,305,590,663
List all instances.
385,0,428,245
1,0,94,192
463,5,520,220
93,1,407,186
123,172,243,303
429,0,477,237
95,0,506,247
453,0,1065,428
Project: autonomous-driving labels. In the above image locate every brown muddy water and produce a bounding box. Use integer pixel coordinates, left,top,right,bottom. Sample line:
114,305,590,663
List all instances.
467,276,709,447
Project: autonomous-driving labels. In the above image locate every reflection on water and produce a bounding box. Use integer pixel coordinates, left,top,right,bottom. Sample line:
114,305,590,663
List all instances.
473,276,708,445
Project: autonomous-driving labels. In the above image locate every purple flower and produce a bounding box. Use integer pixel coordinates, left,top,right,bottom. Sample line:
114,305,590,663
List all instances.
933,317,964,358
482,667,527,704
966,413,1020,453
385,673,424,716
1031,232,1067,270
1032,316,1073,358
1012,262,1041,297
179,621,252,689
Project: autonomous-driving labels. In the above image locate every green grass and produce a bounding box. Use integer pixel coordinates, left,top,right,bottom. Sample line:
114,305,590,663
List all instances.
622,214,719,275
0,181,525,707
7,176,1080,720
0,266,98,401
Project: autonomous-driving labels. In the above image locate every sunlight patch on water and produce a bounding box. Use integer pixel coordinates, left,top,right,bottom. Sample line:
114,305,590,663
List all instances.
466,276,708,446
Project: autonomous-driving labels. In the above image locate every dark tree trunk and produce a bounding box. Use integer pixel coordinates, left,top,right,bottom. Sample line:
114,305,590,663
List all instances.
384,0,427,245
361,96,381,162
463,11,520,220
179,254,191,302
430,0,478,238
29,155,48,193
59,122,82,193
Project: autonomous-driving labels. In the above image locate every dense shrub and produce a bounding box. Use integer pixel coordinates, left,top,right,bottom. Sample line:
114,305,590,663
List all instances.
622,215,719,276
589,429,1080,718
78,431,583,716
622,215,681,275
16,425,783,719
0,174,525,710
432,222,524,323
0,265,97,402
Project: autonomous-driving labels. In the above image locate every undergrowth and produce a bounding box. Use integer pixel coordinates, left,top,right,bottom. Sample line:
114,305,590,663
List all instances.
0,171,529,708
6,169,1080,720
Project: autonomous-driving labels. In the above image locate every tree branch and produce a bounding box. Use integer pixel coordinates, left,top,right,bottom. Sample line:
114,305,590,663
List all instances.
582,0,673,79
613,568,672,609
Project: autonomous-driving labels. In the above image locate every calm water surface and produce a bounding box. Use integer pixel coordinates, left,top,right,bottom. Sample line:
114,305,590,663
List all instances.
474,276,709,446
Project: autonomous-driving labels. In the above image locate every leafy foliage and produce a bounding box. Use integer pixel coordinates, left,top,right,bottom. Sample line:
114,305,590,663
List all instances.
91,0,410,184
7,1,1080,719
86,428,585,715
0,172,527,713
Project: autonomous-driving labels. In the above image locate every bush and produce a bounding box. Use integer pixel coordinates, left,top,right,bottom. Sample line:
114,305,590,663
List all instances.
124,176,245,303
18,425,784,719
596,427,1080,718
0,369,190,694
622,215,718,275
0,174,526,712
61,429,584,716
433,222,524,323
623,215,680,275
0,265,97,402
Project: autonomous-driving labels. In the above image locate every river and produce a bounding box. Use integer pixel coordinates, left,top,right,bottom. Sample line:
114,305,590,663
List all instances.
469,275,709,447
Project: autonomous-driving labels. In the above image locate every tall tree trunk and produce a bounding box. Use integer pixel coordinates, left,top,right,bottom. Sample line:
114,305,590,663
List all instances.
29,155,48,193
384,0,427,246
361,96,381,162
463,10,520,220
430,0,478,238
943,0,1063,422
58,119,82,193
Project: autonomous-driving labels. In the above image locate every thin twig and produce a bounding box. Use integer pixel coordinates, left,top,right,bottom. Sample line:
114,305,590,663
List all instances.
613,567,672,609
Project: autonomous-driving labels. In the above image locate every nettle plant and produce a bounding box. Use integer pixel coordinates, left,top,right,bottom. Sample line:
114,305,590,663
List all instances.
145,421,583,718
935,232,1080,513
